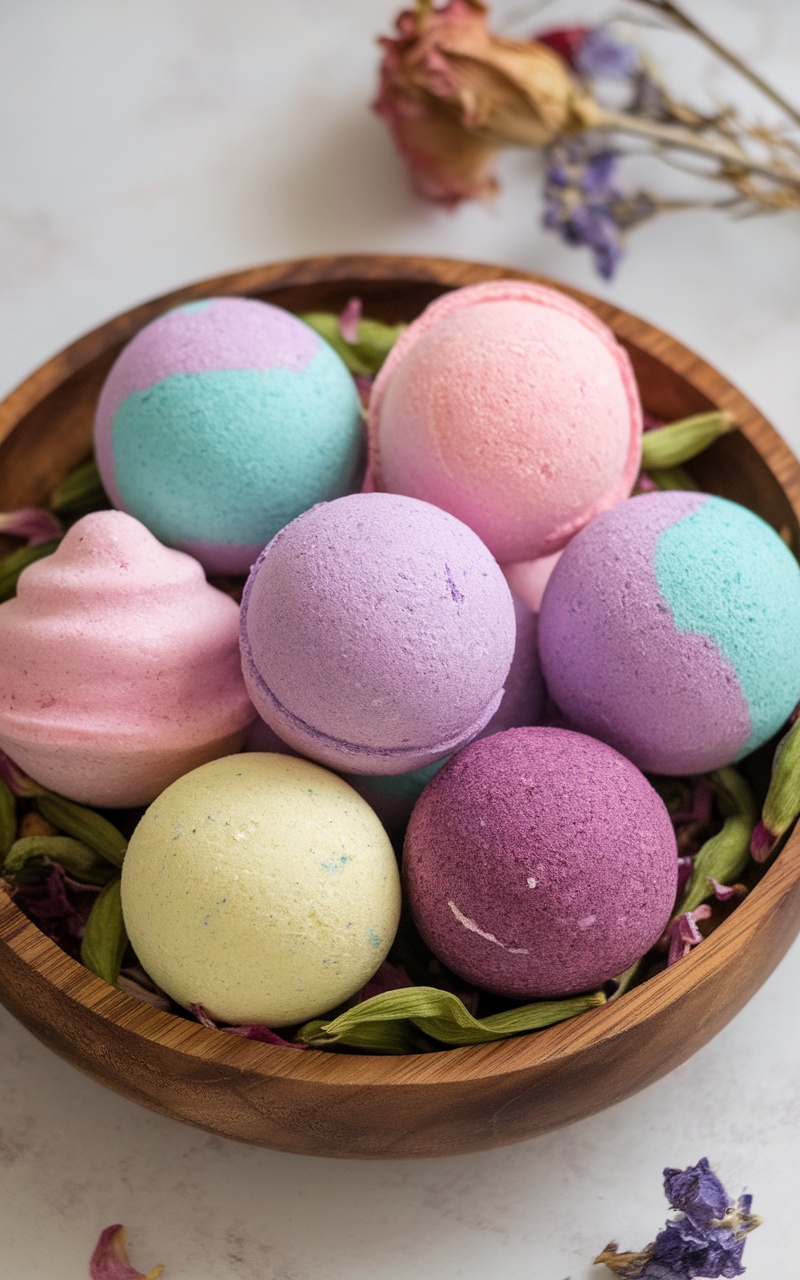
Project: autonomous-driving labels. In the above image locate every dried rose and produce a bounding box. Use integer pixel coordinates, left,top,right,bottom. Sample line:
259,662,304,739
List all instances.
90,1225,163,1280
375,0,595,206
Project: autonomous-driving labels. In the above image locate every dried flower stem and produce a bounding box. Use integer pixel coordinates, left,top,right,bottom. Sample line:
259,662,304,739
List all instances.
632,0,800,127
591,105,800,191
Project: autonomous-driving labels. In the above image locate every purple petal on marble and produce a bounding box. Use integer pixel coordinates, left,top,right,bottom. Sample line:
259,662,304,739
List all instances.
664,1157,729,1227
0,507,63,546
90,1225,163,1280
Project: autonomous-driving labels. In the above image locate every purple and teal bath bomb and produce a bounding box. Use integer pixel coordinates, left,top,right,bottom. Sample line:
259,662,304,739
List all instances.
538,491,800,775
403,726,678,998
94,297,363,574
240,492,516,774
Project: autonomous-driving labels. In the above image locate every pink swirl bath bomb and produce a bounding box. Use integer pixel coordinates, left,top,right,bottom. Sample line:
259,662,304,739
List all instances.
368,280,642,562
0,511,255,806
240,492,516,774
404,727,678,998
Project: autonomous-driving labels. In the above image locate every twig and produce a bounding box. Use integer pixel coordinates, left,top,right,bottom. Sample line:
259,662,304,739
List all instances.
631,0,800,127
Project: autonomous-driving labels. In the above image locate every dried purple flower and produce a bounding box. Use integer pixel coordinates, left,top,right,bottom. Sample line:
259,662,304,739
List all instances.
595,1158,761,1278
90,1224,163,1280
543,141,656,278
576,28,639,80
0,507,63,547
707,877,746,903
10,862,102,959
665,905,712,967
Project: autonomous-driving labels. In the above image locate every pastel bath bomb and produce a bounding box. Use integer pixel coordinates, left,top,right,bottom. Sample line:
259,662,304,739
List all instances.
240,492,516,774
0,511,255,806
94,296,363,574
368,280,642,563
121,753,401,1027
403,727,678,998
344,596,544,838
539,491,800,775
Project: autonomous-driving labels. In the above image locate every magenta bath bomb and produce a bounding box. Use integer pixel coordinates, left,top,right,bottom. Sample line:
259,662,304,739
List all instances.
94,296,363,574
403,727,678,998
240,492,516,774
538,491,800,775
368,280,642,563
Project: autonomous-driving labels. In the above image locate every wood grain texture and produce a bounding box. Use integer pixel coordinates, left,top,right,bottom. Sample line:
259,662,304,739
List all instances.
1,254,799,1159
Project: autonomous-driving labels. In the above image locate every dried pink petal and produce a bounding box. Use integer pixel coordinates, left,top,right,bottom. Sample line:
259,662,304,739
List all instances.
0,507,63,547
354,375,374,409
189,1003,306,1049
666,905,712,966
750,819,775,862
707,877,747,902
90,1225,163,1280
338,297,362,344
358,959,414,1002
0,747,45,797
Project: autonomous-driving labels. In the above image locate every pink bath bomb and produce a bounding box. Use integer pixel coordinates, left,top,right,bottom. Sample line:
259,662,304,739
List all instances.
0,511,255,806
368,281,642,563
403,727,678,998
240,492,516,775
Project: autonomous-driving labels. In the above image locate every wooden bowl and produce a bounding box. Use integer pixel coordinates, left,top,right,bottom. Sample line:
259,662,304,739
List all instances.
1,254,799,1160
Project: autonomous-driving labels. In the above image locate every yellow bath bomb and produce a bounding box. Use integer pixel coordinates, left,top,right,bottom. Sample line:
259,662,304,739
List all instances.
120,753,401,1026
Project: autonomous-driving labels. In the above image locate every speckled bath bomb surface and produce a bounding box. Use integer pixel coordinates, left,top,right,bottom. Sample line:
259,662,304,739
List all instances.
403,727,678,998
94,297,363,574
539,491,800,774
240,492,517,774
120,753,401,1027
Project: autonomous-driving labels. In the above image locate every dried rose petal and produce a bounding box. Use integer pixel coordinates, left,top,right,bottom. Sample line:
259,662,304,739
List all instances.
90,1225,163,1280
358,959,414,1002
536,26,589,68
0,507,63,547
707,877,747,902
10,862,101,959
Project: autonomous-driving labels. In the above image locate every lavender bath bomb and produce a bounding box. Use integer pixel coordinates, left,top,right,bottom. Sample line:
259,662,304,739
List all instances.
94,297,363,574
345,595,545,838
240,492,516,774
538,491,800,775
403,727,678,998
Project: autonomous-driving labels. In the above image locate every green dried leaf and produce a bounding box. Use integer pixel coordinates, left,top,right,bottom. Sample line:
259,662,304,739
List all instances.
49,458,109,517
3,835,118,886
0,540,59,602
644,464,699,492
640,410,735,470
300,311,405,377
761,718,800,845
36,793,127,867
678,767,757,914
0,779,15,863
81,878,127,986
297,985,606,1052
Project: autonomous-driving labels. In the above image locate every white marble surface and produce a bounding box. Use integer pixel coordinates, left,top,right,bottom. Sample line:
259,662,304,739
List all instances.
2,1,800,1276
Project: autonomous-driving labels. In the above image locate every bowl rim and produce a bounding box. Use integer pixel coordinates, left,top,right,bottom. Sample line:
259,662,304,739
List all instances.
2,250,799,1089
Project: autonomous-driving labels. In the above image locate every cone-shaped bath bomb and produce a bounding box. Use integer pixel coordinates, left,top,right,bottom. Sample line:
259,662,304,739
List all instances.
344,596,545,839
0,511,255,806
120,753,401,1027
94,296,363,574
368,280,642,562
539,491,800,775
404,727,678,998
240,492,516,774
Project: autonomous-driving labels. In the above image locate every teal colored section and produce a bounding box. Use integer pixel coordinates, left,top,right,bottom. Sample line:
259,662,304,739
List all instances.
351,756,449,800
111,344,363,546
177,299,214,313
655,496,800,755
